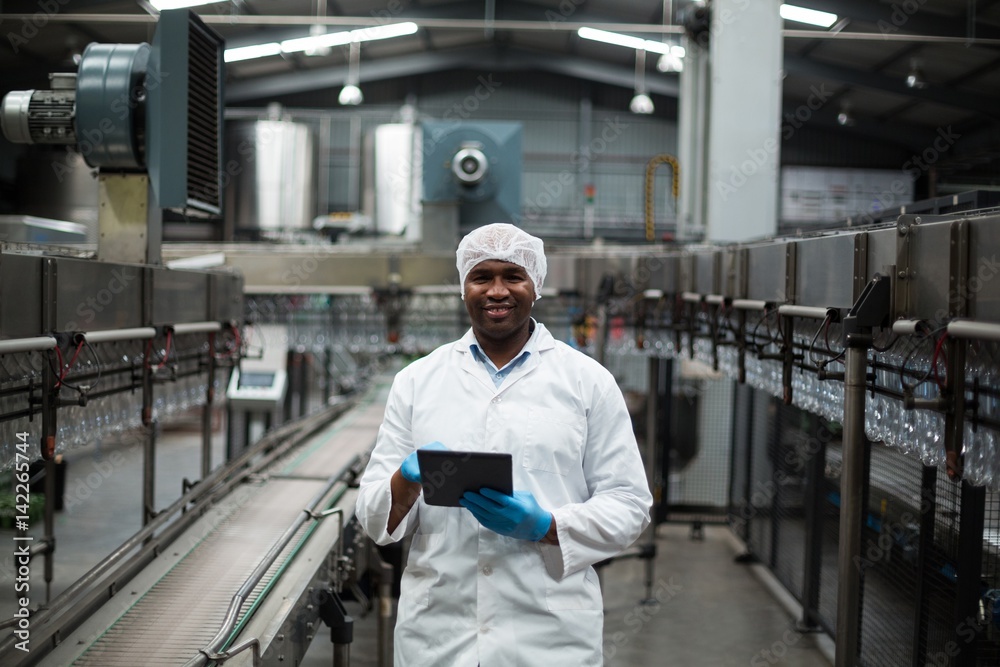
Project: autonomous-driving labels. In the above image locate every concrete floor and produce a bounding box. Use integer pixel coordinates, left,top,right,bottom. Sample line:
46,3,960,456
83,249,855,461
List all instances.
0,411,834,666
300,522,834,667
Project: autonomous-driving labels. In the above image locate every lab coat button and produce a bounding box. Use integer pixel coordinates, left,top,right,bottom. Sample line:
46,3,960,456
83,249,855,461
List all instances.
482,565,493,576
480,625,489,634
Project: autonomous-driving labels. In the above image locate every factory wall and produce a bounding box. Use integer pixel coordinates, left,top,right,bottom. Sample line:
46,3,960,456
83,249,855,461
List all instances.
230,70,679,240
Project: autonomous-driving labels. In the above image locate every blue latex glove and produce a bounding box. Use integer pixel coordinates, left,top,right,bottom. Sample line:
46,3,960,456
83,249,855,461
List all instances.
400,441,448,483
460,488,552,542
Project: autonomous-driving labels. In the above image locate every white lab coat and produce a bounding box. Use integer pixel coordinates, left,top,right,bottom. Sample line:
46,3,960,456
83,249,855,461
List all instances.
355,322,652,667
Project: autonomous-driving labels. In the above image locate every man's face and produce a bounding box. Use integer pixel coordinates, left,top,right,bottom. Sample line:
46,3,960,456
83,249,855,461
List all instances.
463,259,534,344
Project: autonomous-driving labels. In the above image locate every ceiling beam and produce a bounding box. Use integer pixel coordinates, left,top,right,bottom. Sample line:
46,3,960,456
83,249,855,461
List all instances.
802,0,1000,41
225,45,680,102
784,53,1000,121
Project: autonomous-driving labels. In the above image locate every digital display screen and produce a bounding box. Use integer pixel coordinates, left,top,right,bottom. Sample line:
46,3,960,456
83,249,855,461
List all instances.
239,372,276,389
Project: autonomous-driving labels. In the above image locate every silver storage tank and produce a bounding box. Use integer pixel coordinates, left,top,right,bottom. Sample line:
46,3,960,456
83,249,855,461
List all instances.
224,119,317,235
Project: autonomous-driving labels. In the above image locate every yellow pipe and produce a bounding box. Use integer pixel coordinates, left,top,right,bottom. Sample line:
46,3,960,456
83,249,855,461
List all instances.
644,154,680,242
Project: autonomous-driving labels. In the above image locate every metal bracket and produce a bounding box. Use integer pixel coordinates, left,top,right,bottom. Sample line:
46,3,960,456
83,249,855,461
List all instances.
315,586,354,647
842,275,892,346
200,637,261,667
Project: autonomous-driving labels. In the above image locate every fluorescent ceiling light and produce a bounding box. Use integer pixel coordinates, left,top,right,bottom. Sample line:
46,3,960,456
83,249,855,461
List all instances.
281,30,353,54
779,4,838,28
230,22,419,62
353,22,419,41
149,0,227,9
577,27,677,56
283,22,418,54
224,42,281,63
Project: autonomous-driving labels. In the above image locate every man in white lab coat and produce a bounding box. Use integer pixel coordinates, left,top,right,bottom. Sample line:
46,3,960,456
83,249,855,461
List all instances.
355,223,652,666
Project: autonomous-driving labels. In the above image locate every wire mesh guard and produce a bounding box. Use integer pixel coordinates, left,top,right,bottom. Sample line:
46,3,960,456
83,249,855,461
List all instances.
730,382,1000,666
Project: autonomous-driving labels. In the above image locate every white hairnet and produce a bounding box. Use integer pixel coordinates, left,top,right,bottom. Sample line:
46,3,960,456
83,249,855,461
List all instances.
457,223,547,300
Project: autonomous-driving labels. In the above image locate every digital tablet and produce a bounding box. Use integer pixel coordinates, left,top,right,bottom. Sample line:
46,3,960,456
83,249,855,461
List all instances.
416,450,513,507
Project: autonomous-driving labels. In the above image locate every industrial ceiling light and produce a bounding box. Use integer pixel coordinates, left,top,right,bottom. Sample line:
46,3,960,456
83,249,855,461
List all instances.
656,45,685,73
282,22,418,54
577,27,676,56
149,0,227,9
779,4,838,28
629,49,654,115
338,42,363,106
225,22,418,63
630,92,655,114
836,104,855,127
225,42,282,63
906,59,927,89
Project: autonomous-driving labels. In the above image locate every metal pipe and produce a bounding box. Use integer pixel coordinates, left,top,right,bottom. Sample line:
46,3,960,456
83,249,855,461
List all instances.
835,344,868,667
202,332,217,480
892,319,924,336
777,304,832,320
681,291,702,303
0,336,56,354
171,321,223,335
731,299,769,311
78,327,157,344
947,319,1000,342
334,644,350,667
595,304,609,367
377,555,394,667
643,356,660,601
0,12,686,33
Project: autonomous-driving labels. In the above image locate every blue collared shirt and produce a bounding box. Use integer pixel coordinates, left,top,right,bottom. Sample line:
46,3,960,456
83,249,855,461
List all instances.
468,321,538,388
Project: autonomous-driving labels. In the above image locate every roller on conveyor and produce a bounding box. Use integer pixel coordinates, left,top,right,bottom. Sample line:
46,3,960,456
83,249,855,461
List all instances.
0,379,395,667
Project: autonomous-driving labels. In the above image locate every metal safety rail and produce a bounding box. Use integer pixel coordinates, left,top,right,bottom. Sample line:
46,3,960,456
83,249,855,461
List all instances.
1,381,391,667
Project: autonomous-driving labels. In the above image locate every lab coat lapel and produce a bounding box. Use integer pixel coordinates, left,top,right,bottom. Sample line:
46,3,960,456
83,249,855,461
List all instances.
493,323,554,395
456,331,496,393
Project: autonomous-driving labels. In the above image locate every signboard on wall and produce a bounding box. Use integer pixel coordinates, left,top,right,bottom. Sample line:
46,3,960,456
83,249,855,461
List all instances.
781,166,915,225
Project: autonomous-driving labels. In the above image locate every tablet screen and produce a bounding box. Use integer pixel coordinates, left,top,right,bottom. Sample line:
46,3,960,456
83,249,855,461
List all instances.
416,450,513,507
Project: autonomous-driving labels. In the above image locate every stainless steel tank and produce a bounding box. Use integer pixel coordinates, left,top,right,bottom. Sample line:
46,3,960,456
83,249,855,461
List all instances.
224,119,317,234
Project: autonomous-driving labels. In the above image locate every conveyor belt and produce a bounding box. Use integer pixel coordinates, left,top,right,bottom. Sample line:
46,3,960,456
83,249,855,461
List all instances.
37,380,391,667
73,479,321,666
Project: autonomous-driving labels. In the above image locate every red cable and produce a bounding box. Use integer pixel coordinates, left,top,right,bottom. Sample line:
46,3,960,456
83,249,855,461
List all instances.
66,339,84,373
157,330,173,370
931,332,949,390
54,346,65,389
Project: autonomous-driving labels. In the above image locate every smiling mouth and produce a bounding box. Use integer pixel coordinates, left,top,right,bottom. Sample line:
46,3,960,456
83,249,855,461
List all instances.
484,305,514,318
